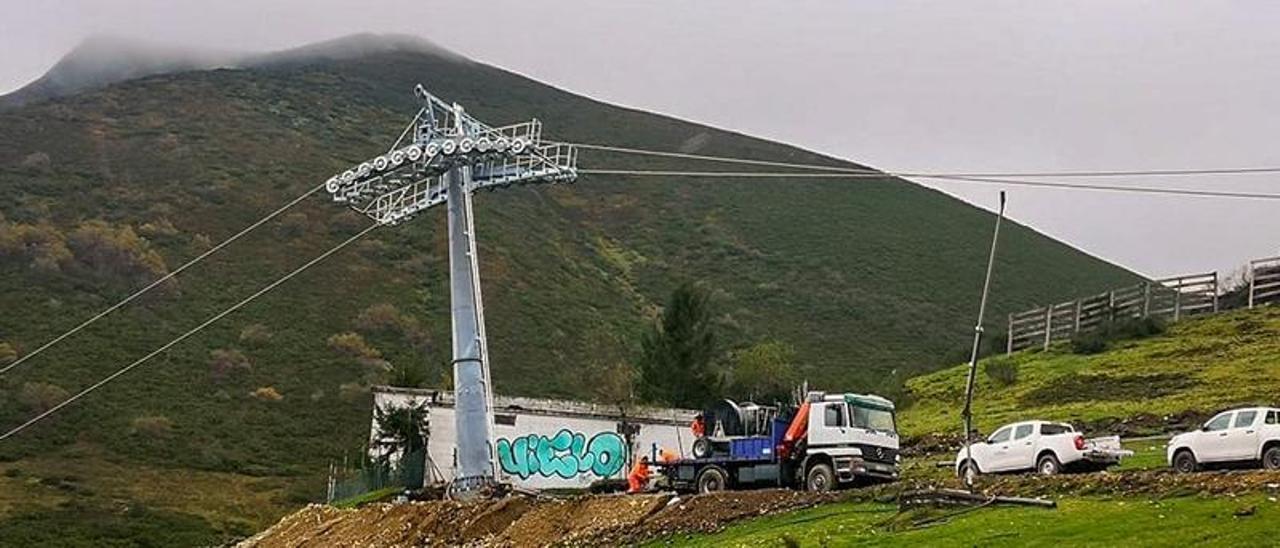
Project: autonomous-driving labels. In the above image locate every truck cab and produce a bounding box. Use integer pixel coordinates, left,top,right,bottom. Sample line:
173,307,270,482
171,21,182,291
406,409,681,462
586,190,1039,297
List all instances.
800,393,900,490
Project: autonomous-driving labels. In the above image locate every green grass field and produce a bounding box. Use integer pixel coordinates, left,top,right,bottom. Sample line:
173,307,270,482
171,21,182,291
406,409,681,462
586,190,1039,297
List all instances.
660,495,1279,547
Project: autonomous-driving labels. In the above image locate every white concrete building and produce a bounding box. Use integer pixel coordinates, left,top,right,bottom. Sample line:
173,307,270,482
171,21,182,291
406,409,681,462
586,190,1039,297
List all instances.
369,386,698,491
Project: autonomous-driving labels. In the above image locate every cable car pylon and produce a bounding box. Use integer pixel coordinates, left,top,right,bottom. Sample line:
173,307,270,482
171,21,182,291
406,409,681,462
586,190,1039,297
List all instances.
323,85,578,498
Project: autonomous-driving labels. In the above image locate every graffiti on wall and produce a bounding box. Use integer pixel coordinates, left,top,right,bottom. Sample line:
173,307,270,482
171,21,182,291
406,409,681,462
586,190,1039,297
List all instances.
496,429,627,480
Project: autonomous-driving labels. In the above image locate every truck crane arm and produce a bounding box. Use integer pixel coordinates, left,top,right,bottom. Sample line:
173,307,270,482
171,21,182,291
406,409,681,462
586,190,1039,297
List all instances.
779,401,810,460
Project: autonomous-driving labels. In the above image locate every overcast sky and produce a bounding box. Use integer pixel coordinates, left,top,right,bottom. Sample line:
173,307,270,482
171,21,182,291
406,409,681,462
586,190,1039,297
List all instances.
2,1,1278,279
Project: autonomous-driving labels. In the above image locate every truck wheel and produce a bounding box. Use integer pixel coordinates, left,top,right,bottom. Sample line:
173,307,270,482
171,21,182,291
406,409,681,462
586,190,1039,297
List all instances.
1263,446,1280,471
1036,453,1061,476
806,463,835,492
958,460,980,484
692,437,713,459
696,466,728,494
1173,450,1198,474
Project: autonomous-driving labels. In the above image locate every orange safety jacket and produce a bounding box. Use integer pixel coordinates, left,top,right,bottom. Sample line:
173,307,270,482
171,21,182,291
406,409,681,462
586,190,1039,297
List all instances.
627,460,651,493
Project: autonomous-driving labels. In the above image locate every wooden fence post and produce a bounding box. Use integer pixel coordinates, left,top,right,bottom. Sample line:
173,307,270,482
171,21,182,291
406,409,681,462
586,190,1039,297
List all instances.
1043,306,1052,351
1006,313,1014,355
1249,264,1256,309
1174,284,1182,321
1212,271,1219,313
1142,282,1151,318
1108,291,1115,322
1073,299,1082,333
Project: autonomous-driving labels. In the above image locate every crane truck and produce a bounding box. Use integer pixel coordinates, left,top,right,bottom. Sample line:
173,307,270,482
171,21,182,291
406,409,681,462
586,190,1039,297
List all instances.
655,391,899,493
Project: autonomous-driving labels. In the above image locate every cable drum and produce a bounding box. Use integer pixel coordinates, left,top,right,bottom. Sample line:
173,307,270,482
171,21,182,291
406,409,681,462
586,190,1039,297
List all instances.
373,156,389,171
390,150,406,165
325,177,341,193
441,140,457,155
406,145,423,161
510,138,527,154
494,138,510,152
476,138,492,152
459,138,475,153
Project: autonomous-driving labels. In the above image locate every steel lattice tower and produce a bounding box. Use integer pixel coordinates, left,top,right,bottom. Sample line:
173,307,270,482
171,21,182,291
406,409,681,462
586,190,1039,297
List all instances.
324,85,577,497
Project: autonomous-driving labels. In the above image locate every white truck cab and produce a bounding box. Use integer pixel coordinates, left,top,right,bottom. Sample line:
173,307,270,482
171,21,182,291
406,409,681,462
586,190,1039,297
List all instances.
801,393,900,489
955,420,1130,481
1167,407,1280,472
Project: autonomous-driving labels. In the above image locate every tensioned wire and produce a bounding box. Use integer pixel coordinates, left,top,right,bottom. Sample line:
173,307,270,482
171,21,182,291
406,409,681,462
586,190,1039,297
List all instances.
0,222,380,442
565,142,1280,179
577,169,1280,200
0,182,328,377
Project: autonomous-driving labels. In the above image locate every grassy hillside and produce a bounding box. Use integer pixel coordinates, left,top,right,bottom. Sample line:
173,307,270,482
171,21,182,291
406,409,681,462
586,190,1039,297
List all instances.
662,494,1279,547
0,36,1141,542
901,306,1280,438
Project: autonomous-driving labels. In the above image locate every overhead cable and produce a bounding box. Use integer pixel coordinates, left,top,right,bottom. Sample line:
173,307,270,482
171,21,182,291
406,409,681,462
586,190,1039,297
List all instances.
0,183,327,377
0,223,379,442
578,169,1280,200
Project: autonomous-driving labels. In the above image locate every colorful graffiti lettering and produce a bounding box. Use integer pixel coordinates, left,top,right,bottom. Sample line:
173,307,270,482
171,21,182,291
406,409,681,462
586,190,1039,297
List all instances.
496,429,627,480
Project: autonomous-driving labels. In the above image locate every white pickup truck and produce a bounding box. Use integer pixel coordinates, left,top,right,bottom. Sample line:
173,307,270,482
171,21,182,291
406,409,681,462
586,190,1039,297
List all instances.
955,420,1131,482
1167,407,1280,473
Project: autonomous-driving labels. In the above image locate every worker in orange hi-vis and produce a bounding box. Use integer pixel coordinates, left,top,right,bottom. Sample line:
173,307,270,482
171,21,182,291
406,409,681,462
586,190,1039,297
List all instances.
627,456,651,494
690,413,706,438
658,447,679,463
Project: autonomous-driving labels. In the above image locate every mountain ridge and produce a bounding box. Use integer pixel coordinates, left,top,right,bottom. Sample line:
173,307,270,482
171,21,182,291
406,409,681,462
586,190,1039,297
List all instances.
0,32,460,108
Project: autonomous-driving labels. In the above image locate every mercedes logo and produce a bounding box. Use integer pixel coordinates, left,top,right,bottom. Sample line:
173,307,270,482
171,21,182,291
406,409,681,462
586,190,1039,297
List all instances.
875,447,885,460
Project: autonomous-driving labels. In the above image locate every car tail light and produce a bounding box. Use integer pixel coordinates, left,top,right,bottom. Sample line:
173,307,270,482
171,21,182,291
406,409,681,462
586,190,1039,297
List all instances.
1074,435,1086,450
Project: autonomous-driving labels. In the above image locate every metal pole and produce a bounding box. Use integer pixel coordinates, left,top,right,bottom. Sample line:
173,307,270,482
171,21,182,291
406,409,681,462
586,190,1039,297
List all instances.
446,161,495,497
962,192,1006,490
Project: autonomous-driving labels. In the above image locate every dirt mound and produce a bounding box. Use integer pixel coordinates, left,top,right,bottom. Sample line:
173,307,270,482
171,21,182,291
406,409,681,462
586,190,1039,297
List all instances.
1076,410,1208,438
1020,373,1197,406
901,432,963,457
242,489,829,547
496,494,670,546
628,489,834,541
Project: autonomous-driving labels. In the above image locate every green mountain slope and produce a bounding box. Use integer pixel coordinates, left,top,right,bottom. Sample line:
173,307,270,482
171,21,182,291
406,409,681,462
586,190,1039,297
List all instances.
0,34,1139,508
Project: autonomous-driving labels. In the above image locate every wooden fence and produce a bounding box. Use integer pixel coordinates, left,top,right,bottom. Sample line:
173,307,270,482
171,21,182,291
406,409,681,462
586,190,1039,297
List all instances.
1250,256,1280,309
1007,272,1218,353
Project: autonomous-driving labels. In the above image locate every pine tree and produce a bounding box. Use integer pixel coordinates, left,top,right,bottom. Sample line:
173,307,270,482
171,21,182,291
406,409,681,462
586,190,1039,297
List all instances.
639,283,720,407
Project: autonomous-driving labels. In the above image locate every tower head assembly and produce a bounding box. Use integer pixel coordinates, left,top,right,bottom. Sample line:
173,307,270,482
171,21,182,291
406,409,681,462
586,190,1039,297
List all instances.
324,84,578,223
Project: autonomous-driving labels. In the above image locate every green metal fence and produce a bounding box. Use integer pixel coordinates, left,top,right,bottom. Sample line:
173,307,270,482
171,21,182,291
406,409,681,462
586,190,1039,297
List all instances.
329,449,426,503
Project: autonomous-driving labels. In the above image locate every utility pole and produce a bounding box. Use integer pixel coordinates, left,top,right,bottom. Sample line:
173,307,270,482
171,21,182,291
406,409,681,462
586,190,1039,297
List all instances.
323,86,577,499
960,192,1006,490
